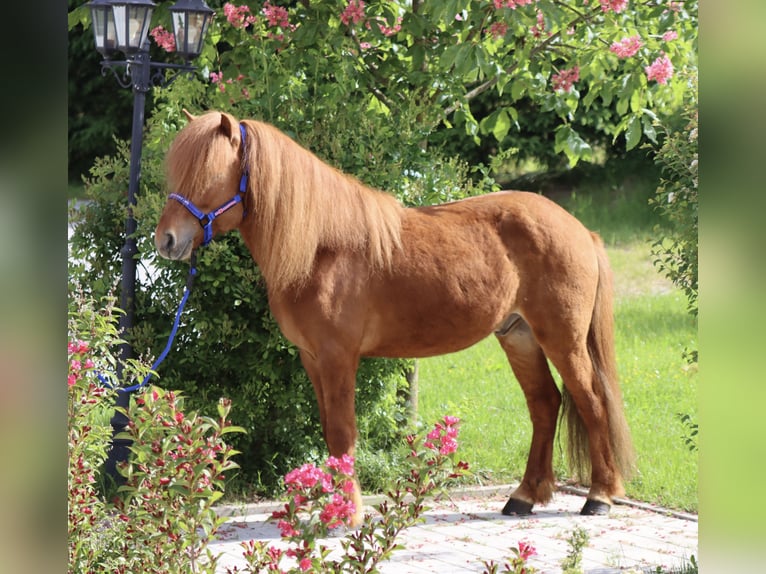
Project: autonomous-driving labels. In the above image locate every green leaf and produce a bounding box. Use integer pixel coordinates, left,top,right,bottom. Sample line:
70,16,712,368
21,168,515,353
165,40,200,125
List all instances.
220,425,247,435
489,110,511,142
511,80,526,102
642,115,658,144
440,44,462,71
625,115,642,151
554,125,593,167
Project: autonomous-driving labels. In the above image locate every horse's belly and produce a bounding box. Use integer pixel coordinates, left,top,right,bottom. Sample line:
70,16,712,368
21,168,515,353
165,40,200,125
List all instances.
359,287,510,358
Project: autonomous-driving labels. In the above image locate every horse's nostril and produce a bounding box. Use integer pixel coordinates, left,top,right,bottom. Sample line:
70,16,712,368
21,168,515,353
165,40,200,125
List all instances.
164,231,176,251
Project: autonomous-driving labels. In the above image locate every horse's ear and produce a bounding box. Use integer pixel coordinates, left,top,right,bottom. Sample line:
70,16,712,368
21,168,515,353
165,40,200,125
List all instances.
219,113,238,144
182,108,196,123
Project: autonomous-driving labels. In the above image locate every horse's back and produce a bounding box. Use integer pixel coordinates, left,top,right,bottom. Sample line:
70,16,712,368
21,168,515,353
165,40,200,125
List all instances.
355,191,599,357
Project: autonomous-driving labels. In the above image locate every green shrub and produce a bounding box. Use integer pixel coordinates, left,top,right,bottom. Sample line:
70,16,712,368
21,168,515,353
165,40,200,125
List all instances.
650,73,698,319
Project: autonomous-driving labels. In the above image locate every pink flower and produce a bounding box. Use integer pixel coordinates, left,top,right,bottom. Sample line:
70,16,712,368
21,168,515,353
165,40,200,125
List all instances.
609,35,643,58
284,462,330,491
662,30,678,42
645,53,674,84
551,66,580,92
378,17,402,37
68,374,77,387
493,0,536,9
210,71,223,84
223,3,256,28
439,437,458,455
68,340,89,355
340,479,355,494
424,418,461,455
299,557,312,571
488,21,508,39
277,519,300,538
600,0,628,12
319,493,356,527
326,454,355,476
150,25,176,52
530,9,545,38
340,0,365,26
263,1,290,28
518,540,537,560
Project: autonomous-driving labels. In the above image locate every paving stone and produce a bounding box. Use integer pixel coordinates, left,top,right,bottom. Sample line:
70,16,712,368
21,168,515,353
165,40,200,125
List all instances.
211,487,697,573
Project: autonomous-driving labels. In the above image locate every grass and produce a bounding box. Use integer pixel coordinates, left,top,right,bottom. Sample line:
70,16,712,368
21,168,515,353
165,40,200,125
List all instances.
415,178,698,512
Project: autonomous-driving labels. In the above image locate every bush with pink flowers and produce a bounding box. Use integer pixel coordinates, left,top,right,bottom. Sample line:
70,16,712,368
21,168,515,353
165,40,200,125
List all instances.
225,416,470,573
68,292,244,573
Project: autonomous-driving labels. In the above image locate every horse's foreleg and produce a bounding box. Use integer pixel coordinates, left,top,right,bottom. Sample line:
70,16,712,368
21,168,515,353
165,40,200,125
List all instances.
299,347,364,527
495,321,561,515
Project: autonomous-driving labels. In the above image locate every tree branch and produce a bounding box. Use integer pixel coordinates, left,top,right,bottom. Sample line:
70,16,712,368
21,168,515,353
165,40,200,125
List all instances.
443,4,600,116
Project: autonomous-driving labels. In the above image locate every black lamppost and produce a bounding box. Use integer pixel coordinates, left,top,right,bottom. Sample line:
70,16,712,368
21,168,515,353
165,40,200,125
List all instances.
86,0,214,479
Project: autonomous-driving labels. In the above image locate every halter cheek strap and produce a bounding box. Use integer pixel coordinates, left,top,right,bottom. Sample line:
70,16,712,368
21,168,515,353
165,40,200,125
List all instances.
169,123,250,247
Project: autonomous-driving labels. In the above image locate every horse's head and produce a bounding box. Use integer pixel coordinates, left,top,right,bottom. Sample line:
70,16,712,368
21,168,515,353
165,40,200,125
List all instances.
155,110,247,261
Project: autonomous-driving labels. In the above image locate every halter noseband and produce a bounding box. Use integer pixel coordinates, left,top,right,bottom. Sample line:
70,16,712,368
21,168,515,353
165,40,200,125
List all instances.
168,123,250,247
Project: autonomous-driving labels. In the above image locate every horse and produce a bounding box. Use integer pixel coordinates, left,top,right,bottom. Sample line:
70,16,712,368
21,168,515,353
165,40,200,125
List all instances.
154,110,635,526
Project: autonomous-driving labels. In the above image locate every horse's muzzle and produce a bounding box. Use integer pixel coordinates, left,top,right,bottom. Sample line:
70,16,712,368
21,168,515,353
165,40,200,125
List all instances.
156,229,193,261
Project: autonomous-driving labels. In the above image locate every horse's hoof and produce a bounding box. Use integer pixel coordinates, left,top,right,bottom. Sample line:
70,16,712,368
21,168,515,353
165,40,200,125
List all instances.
502,497,534,516
580,498,611,516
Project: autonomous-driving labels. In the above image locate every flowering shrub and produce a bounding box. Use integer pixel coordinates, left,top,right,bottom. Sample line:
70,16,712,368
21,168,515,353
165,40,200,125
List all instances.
68,293,244,573
226,416,470,573
483,540,538,574
650,71,698,320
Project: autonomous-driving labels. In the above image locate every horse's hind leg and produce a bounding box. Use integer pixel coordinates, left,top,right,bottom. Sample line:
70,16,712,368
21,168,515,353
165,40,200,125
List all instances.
495,317,561,515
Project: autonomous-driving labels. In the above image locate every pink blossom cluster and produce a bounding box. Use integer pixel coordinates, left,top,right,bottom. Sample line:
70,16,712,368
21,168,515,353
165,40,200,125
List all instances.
530,9,546,38
209,71,247,95
68,340,95,388
600,0,629,12
551,66,580,92
224,2,256,28
517,539,537,560
645,53,673,84
424,415,460,455
488,21,509,39
377,16,403,37
150,25,176,52
662,30,678,42
340,0,365,26
263,1,292,29
284,462,334,493
273,454,357,538
493,0,537,9
609,34,642,59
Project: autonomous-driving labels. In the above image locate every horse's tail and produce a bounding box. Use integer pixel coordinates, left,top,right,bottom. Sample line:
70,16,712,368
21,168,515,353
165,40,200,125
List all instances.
561,232,636,485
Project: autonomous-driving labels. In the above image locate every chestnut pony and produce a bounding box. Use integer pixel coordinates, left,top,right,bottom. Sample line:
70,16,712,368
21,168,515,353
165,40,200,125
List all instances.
155,110,635,525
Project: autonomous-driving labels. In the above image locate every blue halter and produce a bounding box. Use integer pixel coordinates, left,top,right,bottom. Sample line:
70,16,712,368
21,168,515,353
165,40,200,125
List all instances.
168,123,250,246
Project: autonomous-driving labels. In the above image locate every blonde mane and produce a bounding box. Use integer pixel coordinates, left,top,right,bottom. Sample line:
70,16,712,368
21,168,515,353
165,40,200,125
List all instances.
170,112,404,292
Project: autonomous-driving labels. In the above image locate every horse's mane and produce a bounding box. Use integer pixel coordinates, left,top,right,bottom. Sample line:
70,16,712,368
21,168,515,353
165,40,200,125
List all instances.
169,112,404,291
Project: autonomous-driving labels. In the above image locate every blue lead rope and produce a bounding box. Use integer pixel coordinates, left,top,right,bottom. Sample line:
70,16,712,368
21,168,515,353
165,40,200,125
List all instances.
99,255,197,394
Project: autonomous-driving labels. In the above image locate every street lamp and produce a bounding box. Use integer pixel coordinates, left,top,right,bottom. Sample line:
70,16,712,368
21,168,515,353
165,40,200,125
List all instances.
86,0,214,480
